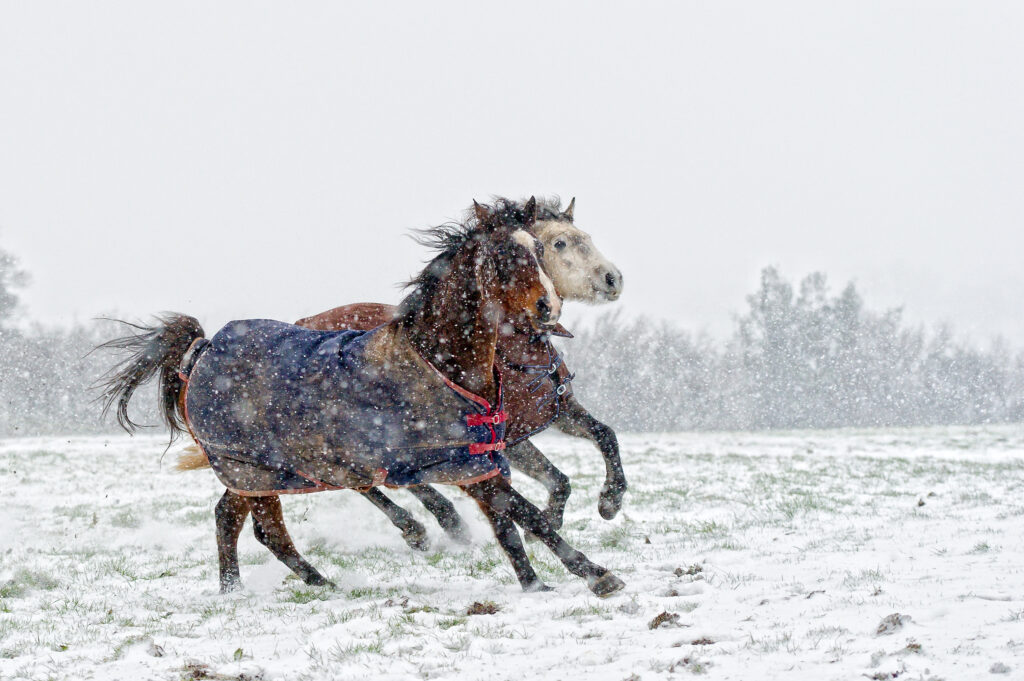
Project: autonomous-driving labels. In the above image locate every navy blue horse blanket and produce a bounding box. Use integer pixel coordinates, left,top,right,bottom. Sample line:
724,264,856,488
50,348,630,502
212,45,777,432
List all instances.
182,320,509,496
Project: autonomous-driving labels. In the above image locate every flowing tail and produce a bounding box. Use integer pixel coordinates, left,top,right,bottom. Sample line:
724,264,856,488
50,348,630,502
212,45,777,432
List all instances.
95,314,205,443
176,444,212,471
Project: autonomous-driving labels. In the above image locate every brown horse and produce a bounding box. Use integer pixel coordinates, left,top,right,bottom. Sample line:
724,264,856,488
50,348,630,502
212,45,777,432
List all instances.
98,198,625,597
294,198,626,550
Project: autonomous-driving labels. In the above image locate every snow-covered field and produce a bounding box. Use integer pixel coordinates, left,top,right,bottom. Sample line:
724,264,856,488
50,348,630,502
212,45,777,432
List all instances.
2,426,1024,680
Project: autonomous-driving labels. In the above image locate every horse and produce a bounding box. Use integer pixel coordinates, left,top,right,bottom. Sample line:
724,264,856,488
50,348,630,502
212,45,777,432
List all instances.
97,198,625,597
293,197,627,550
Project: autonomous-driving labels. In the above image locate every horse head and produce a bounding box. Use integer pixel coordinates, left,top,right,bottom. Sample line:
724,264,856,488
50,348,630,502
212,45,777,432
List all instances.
398,196,562,335
531,197,623,303
472,196,561,328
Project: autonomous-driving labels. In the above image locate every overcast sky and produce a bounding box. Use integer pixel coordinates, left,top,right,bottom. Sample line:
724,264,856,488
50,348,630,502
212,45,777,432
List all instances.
1,2,1021,343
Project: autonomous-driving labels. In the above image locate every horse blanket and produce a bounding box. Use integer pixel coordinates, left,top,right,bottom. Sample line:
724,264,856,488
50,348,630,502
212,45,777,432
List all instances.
295,304,575,446
182,320,508,496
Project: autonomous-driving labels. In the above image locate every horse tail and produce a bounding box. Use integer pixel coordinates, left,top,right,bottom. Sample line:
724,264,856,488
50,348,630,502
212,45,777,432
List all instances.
96,313,205,442
175,444,212,471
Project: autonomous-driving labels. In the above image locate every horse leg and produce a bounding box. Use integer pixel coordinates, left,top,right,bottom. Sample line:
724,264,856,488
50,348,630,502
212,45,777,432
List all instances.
462,476,625,597
359,488,429,551
248,495,334,588
470,497,551,592
408,486,472,544
215,489,250,593
505,440,571,531
555,396,627,520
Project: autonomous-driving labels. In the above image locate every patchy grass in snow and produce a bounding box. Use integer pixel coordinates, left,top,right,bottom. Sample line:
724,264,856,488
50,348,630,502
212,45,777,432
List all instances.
1,426,1024,679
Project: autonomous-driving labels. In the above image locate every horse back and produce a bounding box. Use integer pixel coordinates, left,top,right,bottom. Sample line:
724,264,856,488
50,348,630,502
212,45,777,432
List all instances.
295,303,396,331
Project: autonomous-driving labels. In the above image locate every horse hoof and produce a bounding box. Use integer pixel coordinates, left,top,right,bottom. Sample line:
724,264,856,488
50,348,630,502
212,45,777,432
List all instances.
588,572,625,597
598,484,625,520
544,513,564,532
402,524,430,552
523,580,554,593
305,572,335,588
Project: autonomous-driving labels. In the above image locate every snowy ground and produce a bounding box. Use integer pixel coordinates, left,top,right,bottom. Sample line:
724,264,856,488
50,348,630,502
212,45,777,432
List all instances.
2,426,1024,681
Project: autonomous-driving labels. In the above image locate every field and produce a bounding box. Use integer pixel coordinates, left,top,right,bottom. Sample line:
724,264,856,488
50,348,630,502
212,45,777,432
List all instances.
2,426,1023,680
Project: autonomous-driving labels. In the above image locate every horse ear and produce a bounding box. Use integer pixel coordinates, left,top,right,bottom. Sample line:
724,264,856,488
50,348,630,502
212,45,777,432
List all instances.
472,200,489,225
562,197,575,222
524,196,537,225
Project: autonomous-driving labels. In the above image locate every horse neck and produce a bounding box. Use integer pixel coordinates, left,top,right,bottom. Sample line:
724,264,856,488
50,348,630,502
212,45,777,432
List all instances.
404,278,499,403
496,312,542,361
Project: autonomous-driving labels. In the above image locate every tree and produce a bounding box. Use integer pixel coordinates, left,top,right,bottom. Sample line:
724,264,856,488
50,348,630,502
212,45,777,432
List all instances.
0,241,29,326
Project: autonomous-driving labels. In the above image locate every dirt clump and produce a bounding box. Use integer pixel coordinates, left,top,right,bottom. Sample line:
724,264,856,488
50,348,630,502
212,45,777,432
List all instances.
649,611,681,629
466,600,500,615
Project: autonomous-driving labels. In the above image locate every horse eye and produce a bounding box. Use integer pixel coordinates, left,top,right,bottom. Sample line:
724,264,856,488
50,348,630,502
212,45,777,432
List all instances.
554,240,566,251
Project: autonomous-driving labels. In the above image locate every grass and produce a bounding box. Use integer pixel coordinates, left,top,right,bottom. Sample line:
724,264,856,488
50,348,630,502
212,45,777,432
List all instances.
284,587,335,605
346,586,384,600
99,556,139,581
0,569,60,598
3,427,1024,680
109,508,142,529
327,639,383,662
436,617,466,630
746,631,797,654
598,525,633,549
555,603,612,620
842,568,887,588
109,635,148,661
807,624,850,649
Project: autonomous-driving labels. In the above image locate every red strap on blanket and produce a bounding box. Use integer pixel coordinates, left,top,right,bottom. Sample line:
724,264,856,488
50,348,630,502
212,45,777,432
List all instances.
469,441,506,455
466,411,507,426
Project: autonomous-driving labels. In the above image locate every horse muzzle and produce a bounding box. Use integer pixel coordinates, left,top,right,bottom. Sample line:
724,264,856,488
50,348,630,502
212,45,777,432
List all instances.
535,295,561,327
597,268,623,301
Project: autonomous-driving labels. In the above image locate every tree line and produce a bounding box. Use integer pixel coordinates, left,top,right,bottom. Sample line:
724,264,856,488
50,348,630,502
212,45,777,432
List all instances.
1,243,1022,436
563,268,1024,432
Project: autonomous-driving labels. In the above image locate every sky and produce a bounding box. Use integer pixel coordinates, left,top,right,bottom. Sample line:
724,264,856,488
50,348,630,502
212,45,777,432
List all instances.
1,2,1021,344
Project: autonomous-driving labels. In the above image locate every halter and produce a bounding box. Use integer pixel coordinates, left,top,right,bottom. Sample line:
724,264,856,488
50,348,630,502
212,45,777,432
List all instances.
502,330,576,411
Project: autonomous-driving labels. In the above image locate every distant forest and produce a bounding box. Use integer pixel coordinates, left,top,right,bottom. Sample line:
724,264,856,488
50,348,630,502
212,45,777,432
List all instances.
565,268,1024,431
1,241,1022,436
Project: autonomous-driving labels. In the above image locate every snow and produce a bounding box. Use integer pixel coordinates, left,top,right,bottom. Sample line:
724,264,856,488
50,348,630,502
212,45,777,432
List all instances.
2,426,1024,680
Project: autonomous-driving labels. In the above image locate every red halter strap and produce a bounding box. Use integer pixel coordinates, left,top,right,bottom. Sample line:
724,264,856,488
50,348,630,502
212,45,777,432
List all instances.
469,441,507,455
466,411,507,427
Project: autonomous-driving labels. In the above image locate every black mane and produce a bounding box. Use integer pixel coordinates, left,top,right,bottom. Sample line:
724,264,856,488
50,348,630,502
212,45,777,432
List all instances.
396,197,538,324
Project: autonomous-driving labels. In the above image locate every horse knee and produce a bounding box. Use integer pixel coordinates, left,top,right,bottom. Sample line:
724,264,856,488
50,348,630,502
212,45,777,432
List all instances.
551,470,571,500
593,423,618,452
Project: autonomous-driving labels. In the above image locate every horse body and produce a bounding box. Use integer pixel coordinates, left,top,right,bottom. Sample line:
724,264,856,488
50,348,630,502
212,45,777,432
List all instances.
289,197,626,544
99,197,625,597
295,303,573,445
185,320,507,495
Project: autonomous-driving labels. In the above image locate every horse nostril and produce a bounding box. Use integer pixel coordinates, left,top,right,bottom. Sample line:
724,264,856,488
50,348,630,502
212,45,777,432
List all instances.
605,271,618,290
537,296,551,322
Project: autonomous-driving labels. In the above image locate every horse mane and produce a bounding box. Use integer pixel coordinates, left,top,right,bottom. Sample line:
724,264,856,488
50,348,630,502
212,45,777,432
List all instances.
395,197,538,324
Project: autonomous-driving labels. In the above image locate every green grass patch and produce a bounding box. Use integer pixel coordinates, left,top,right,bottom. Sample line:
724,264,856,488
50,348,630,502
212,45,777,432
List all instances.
1,568,60,597
285,587,335,604
437,616,466,630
